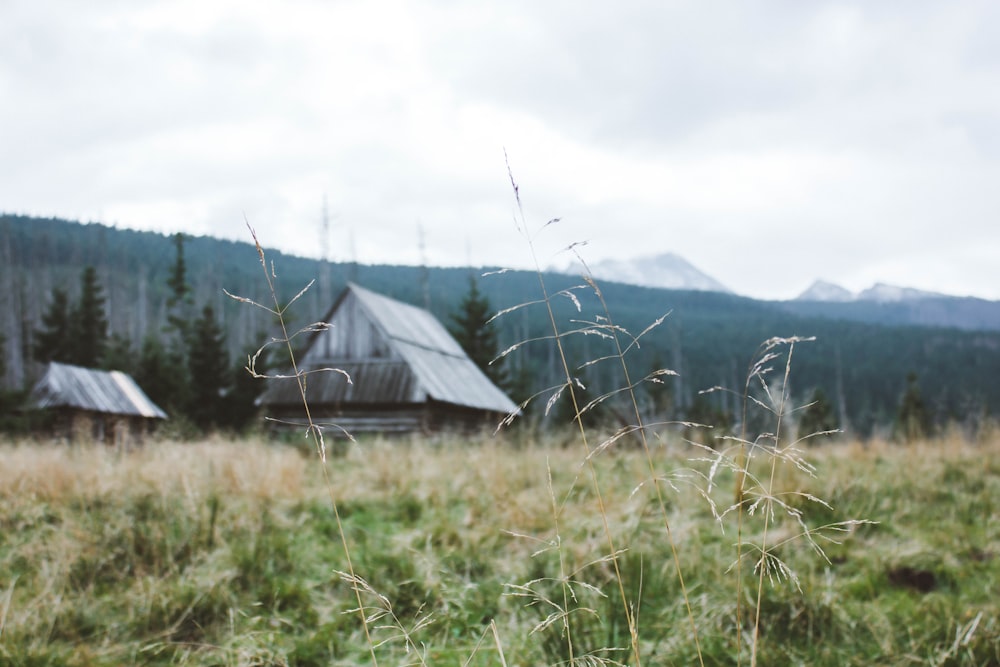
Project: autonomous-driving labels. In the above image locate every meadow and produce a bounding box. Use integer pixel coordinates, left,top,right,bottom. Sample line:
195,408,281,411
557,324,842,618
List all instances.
1,431,998,666
4,213,999,667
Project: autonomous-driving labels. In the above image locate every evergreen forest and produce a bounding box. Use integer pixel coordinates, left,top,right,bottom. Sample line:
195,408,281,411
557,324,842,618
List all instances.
2,213,999,437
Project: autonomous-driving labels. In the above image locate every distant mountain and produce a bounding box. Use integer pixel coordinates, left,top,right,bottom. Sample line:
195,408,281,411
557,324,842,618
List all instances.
5,214,1000,436
856,283,948,303
783,283,1000,332
796,280,949,303
797,280,854,302
562,252,731,293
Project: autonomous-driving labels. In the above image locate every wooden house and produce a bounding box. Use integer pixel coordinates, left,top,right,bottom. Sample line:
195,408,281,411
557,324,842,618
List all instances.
257,283,518,434
27,362,167,446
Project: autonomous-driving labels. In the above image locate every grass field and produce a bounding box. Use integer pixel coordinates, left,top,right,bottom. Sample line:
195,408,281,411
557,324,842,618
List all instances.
1,431,998,666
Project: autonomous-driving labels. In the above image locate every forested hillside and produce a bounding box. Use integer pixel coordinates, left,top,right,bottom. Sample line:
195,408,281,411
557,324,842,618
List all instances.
3,214,999,436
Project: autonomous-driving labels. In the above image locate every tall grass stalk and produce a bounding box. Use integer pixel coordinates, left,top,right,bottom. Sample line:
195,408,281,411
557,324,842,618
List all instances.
218,176,868,664
2,432,995,663
494,163,870,664
706,336,875,665
226,225,380,665
575,266,705,665
500,158,649,665
748,337,801,666
0,574,15,640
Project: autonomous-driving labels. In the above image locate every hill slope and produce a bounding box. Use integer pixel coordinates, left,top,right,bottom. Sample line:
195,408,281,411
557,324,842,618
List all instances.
3,214,999,435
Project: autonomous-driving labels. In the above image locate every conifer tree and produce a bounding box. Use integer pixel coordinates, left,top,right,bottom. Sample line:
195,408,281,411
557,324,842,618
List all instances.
0,331,11,416
221,343,271,431
896,372,931,442
187,304,229,430
33,287,73,364
685,394,733,445
101,332,135,372
165,233,194,342
136,335,187,416
798,387,838,438
71,266,108,367
449,276,508,389
153,233,195,418
166,233,191,309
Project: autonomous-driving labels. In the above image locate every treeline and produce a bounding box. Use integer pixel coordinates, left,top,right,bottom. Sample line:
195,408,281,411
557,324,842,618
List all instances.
2,214,1000,439
12,234,265,433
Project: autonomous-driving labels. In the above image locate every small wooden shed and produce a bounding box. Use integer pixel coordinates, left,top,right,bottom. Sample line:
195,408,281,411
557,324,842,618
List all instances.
27,362,167,446
258,283,518,434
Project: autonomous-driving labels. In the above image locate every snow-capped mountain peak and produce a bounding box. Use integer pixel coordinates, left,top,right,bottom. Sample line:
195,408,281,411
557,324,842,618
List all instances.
795,280,951,303
561,252,730,293
796,280,854,302
856,283,947,303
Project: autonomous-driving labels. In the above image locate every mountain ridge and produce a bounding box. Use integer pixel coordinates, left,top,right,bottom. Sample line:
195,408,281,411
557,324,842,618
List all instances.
3,213,1000,436
554,255,1000,331
556,252,731,293
796,279,953,303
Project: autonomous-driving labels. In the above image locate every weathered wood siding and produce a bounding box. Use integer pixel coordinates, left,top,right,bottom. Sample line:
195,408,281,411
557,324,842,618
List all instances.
303,291,396,363
266,402,501,436
258,284,518,436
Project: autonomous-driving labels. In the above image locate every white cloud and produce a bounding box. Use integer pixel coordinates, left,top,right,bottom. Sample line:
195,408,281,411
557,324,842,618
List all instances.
2,0,999,300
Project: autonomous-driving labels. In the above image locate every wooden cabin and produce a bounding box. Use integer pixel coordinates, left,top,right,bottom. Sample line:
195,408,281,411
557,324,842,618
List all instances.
257,283,518,435
27,362,167,446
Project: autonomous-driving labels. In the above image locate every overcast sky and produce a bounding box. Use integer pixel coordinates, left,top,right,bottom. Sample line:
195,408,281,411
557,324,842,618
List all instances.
3,1,999,300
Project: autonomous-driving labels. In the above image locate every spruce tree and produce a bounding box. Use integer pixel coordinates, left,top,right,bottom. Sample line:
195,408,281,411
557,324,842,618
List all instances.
0,331,11,416
187,304,229,430
33,287,74,364
896,372,931,442
165,232,194,348
159,233,194,418
72,266,108,367
798,388,838,438
449,276,508,389
136,335,187,416
166,233,191,310
221,343,271,431
101,332,135,372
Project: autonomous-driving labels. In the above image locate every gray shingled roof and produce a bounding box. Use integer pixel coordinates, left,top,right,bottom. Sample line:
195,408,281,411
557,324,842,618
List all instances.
261,284,518,415
347,284,517,414
28,362,168,419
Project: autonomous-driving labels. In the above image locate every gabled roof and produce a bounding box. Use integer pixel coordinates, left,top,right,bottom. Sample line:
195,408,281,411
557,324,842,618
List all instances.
262,283,517,415
28,362,167,419
345,284,517,414
348,283,468,357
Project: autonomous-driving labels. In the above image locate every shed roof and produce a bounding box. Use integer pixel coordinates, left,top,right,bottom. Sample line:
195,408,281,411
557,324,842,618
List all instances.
345,284,517,414
262,284,518,415
28,362,168,419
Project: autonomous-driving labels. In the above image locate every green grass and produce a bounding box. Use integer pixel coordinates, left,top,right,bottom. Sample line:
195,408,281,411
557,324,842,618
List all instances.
1,434,998,666
5,207,995,666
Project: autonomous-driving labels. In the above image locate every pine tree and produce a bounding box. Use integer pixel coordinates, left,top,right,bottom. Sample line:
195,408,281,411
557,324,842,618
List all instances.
221,343,271,431
149,233,195,419
72,266,109,367
896,372,931,442
165,232,194,344
33,287,74,364
798,387,838,438
166,232,191,310
0,331,12,417
685,394,733,446
449,276,508,389
136,335,188,416
187,304,229,430
101,332,135,372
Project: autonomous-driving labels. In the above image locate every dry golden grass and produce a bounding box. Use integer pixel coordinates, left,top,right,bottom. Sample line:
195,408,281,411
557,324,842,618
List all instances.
3,431,998,666
0,435,309,504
